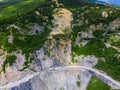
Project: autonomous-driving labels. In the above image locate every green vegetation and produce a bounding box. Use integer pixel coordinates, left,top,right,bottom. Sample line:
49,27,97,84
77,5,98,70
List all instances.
56,0,109,7
73,40,106,57
71,25,88,43
71,2,120,81
73,38,120,81
1,55,17,73
106,34,120,48
57,0,90,6
0,0,45,20
76,81,80,87
93,30,105,39
13,27,51,54
0,1,55,72
0,1,54,52
87,76,111,90
73,39,118,59
71,5,120,26
0,0,20,11
0,32,7,46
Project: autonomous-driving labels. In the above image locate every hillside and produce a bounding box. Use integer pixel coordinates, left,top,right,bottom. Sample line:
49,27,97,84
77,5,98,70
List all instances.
0,0,120,90
0,0,45,20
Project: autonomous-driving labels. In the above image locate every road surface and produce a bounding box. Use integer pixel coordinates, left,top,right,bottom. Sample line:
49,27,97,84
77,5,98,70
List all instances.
0,66,120,89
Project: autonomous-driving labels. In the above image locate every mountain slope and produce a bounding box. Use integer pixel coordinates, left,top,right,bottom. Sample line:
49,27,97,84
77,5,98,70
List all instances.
0,0,45,20
0,0,120,90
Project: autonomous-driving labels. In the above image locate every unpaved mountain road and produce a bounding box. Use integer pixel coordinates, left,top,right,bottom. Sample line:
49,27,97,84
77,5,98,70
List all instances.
0,66,120,90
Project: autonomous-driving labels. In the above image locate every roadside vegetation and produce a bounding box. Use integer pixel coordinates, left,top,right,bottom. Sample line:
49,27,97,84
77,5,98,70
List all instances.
87,76,111,90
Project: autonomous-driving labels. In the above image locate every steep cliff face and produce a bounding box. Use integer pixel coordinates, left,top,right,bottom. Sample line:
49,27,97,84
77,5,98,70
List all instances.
33,8,73,71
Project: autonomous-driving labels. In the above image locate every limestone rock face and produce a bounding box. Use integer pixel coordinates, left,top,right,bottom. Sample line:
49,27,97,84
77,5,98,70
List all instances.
102,11,108,18
33,8,73,70
51,8,72,35
109,18,120,30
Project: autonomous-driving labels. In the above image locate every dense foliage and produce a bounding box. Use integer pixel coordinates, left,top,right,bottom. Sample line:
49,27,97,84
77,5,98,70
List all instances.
87,76,111,90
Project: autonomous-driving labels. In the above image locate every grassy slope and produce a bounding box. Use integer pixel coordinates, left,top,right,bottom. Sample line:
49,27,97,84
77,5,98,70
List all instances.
87,76,111,90
0,0,20,11
0,0,45,20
